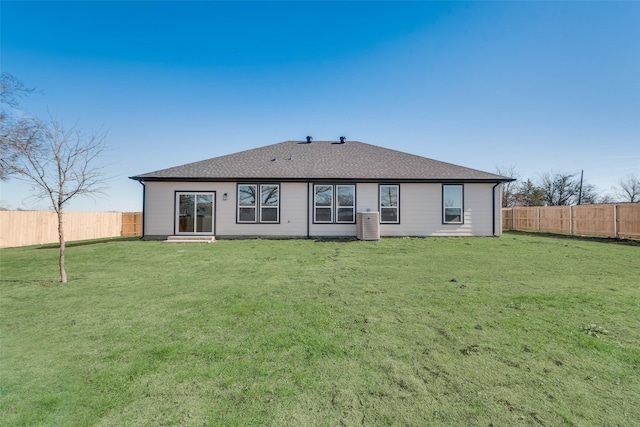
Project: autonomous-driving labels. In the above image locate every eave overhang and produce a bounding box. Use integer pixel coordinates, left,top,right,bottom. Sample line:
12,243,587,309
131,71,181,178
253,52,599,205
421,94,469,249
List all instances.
129,176,515,184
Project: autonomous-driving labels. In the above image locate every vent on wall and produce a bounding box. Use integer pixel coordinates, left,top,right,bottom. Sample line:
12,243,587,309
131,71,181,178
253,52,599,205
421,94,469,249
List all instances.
357,212,380,241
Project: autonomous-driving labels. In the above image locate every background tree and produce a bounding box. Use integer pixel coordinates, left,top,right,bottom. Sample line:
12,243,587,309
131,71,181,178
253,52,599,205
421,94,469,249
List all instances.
614,173,640,203
495,165,519,207
513,179,546,206
578,182,603,205
7,117,107,283
0,73,41,180
540,171,582,206
597,193,616,204
0,73,33,106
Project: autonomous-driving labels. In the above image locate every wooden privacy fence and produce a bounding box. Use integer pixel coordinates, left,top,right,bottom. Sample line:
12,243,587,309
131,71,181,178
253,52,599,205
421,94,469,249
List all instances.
502,204,640,239
121,212,143,237
0,211,143,248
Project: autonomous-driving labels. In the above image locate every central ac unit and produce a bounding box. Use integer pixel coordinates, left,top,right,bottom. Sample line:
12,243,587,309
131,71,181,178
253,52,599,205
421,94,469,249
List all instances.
357,212,380,241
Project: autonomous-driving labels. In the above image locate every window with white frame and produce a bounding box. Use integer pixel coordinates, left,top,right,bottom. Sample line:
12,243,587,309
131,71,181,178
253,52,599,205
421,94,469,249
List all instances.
443,184,463,224
314,184,355,223
238,184,280,223
379,184,399,223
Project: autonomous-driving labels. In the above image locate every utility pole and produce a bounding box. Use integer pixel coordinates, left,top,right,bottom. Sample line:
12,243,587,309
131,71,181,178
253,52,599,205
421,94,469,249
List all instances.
578,170,584,205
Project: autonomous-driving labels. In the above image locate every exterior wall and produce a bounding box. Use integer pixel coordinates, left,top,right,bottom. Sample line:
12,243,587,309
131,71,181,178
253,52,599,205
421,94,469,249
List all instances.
376,183,498,237
142,181,502,239
426,183,496,237
143,181,227,238
143,181,309,238
306,183,363,237
220,182,308,238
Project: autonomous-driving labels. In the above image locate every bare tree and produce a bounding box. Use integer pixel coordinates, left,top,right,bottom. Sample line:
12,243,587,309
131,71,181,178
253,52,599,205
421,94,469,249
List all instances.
578,183,601,205
7,118,107,283
540,172,580,206
598,193,616,204
1,73,34,103
1,73,40,180
538,171,607,205
513,179,546,206
495,165,519,207
614,173,640,203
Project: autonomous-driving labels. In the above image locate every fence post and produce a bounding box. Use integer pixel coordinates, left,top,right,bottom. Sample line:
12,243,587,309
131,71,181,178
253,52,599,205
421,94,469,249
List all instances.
537,207,541,231
614,204,618,238
569,205,573,236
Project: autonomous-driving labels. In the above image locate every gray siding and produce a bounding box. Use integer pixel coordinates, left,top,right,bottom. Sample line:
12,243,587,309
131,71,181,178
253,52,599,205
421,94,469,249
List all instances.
142,181,502,238
377,183,499,237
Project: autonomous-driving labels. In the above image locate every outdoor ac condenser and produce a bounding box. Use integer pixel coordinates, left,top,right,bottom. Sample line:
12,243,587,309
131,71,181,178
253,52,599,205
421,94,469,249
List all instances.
357,212,380,241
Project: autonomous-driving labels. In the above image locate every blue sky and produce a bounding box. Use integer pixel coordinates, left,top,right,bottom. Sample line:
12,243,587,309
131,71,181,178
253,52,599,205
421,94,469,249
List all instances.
2,1,639,211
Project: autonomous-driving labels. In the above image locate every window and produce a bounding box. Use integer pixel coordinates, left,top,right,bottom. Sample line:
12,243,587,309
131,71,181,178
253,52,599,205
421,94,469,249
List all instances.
238,184,280,223
314,184,355,223
238,185,257,222
314,185,333,222
443,184,463,224
336,185,355,223
260,184,279,223
379,185,399,223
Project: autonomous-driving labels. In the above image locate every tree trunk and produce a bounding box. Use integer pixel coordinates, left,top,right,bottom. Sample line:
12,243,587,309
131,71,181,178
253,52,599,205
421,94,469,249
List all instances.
58,210,67,283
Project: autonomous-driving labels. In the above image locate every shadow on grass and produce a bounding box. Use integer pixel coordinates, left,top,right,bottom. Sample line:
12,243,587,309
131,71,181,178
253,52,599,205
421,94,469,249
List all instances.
0,278,83,284
505,230,640,247
36,236,142,250
314,237,359,243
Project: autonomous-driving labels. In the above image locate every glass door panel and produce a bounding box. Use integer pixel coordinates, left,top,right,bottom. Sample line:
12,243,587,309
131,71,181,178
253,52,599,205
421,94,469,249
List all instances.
196,194,213,232
178,194,195,233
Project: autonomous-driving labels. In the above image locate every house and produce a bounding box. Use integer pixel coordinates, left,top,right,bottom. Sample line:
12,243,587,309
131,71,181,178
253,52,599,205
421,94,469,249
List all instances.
129,138,513,240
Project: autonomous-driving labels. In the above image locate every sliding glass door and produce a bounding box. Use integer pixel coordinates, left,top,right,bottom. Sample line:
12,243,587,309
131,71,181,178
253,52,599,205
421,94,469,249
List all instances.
175,192,214,234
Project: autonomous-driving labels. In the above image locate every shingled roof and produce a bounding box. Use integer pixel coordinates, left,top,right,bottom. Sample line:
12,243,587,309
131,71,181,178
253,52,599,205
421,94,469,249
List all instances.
130,140,512,182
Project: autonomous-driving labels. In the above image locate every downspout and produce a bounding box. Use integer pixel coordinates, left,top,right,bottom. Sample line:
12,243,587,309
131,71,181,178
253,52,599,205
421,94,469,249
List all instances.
307,181,310,239
492,182,500,236
137,180,146,239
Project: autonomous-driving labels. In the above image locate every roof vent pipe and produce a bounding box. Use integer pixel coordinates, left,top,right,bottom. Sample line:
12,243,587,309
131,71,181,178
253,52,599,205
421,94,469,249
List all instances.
339,136,346,143
306,136,313,143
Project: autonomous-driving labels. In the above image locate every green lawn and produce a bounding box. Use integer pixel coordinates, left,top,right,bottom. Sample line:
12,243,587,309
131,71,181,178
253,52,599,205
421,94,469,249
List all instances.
1,233,639,426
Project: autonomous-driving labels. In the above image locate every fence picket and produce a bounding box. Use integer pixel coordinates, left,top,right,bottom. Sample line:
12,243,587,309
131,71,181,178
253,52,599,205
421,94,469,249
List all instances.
503,204,639,239
0,211,143,247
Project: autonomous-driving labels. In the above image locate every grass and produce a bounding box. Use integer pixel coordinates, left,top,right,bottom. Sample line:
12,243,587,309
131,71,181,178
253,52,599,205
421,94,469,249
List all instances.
1,233,639,426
